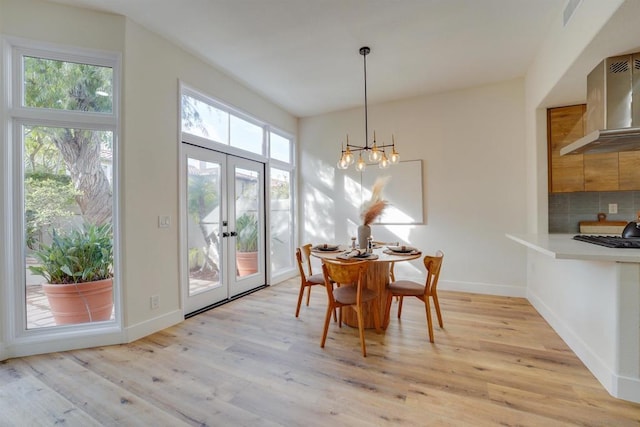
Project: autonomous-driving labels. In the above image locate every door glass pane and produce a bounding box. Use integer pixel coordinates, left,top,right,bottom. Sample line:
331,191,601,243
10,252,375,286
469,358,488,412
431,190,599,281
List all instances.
270,168,293,272
24,125,114,328
230,115,263,154
187,157,222,295
270,132,291,163
235,167,259,277
181,94,229,144
23,56,113,113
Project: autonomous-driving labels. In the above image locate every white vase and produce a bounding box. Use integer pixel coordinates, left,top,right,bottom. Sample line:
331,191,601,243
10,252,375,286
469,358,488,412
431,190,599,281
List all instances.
357,224,371,250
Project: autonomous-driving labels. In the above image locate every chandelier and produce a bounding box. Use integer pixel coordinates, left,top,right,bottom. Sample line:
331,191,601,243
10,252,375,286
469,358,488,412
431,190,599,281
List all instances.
337,46,400,171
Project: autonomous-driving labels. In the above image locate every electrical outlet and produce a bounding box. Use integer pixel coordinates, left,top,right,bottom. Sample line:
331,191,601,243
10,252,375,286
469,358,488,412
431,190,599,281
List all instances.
150,295,159,310
158,215,171,228
608,203,618,214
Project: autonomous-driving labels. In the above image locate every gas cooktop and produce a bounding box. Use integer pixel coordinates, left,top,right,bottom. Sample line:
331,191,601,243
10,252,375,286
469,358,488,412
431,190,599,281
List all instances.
573,235,640,248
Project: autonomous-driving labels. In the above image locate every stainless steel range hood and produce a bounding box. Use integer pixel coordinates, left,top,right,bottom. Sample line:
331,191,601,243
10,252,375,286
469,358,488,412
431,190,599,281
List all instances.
561,127,640,154
560,52,640,155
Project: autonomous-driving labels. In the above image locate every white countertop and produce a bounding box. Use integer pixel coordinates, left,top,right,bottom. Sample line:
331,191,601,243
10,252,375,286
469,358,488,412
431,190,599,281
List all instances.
506,233,640,263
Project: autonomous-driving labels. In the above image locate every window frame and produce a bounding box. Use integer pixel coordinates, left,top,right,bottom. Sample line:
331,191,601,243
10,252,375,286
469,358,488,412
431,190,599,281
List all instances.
181,87,267,160
269,129,293,165
3,37,122,343
180,83,297,282
267,129,296,281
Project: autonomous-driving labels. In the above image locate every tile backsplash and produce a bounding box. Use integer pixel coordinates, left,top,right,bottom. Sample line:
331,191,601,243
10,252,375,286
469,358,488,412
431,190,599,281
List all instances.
549,191,640,233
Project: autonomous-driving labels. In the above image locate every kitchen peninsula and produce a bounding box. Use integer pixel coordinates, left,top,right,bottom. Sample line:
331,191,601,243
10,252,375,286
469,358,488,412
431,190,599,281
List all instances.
507,233,640,403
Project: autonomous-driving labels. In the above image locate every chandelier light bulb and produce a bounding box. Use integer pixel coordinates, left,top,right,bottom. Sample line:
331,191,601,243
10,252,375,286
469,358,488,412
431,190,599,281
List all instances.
337,155,348,170
379,152,390,169
355,154,366,172
344,147,354,165
390,146,400,164
369,143,381,162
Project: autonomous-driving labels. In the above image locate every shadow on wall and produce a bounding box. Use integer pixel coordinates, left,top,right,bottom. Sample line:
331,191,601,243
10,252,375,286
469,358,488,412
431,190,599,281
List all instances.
549,191,640,233
302,157,433,282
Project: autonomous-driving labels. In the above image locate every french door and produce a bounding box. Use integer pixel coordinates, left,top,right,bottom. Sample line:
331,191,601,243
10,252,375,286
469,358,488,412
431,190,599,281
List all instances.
182,144,266,315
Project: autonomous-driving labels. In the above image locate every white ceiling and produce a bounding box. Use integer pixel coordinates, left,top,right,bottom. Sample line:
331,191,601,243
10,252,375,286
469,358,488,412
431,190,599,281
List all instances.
47,0,569,117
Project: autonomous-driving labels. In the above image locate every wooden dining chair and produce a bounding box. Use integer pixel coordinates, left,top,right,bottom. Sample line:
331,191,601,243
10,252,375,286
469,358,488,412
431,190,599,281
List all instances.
301,244,321,304
383,250,444,343
295,245,331,318
321,259,381,357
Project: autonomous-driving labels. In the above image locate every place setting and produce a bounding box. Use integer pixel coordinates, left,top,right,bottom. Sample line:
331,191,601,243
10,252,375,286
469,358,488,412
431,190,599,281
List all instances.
336,248,379,260
383,245,421,256
310,243,342,253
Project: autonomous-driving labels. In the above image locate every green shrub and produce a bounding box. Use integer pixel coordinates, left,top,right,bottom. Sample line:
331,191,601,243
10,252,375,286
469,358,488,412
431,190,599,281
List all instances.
28,223,113,284
24,174,80,249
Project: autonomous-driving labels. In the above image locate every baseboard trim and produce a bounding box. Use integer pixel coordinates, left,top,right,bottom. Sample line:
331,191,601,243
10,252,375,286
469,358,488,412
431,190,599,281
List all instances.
615,374,640,403
527,288,616,397
528,287,640,404
0,342,7,361
124,309,184,343
438,279,527,298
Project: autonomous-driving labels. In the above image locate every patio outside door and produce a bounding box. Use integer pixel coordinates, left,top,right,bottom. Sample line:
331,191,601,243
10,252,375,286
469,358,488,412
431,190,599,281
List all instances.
182,144,266,315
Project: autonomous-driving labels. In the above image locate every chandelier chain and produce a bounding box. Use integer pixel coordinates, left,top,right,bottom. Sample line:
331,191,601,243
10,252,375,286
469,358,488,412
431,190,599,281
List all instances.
363,47,369,149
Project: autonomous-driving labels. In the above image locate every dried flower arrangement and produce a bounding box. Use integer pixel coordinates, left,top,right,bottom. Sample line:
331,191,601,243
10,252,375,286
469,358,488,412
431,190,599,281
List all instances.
361,177,389,226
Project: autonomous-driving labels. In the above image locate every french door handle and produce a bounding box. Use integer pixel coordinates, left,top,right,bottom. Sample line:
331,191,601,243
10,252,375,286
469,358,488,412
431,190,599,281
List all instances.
222,232,230,238
229,231,238,237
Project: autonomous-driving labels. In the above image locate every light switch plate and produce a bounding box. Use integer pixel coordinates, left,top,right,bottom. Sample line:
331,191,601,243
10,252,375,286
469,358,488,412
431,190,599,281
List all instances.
158,215,171,228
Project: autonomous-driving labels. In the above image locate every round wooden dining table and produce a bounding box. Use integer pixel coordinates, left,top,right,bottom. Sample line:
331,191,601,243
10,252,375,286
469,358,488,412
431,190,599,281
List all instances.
311,246,421,329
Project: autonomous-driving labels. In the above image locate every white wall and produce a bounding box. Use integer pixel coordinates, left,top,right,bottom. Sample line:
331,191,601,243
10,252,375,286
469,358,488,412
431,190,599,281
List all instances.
0,0,125,50
299,78,529,296
0,0,297,355
527,250,640,402
121,19,296,335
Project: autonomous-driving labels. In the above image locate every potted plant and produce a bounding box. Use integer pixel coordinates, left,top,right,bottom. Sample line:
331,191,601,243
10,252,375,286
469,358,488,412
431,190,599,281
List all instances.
28,223,114,325
235,213,259,276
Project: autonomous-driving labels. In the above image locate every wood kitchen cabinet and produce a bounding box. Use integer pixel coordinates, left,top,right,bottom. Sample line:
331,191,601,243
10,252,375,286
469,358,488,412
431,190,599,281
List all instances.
548,105,586,193
547,104,640,192
619,151,640,190
584,152,619,191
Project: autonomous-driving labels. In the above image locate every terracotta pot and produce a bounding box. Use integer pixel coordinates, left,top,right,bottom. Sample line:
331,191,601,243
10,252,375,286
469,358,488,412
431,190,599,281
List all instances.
236,251,258,276
42,278,113,325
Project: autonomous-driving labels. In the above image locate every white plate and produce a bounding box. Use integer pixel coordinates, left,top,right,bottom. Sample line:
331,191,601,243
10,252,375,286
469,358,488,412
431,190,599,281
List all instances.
352,253,372,258
387,245,415,253
314,244,339,251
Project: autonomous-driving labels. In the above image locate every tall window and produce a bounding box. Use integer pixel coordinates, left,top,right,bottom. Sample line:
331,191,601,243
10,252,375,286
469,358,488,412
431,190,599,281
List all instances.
269,131,294,276
8,43,119,331
181,92,264,156
270,167,294,272
181,87,295,279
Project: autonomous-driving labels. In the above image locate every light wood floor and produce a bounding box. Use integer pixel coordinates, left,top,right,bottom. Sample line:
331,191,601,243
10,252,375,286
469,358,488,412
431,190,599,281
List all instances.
1,278,639,426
